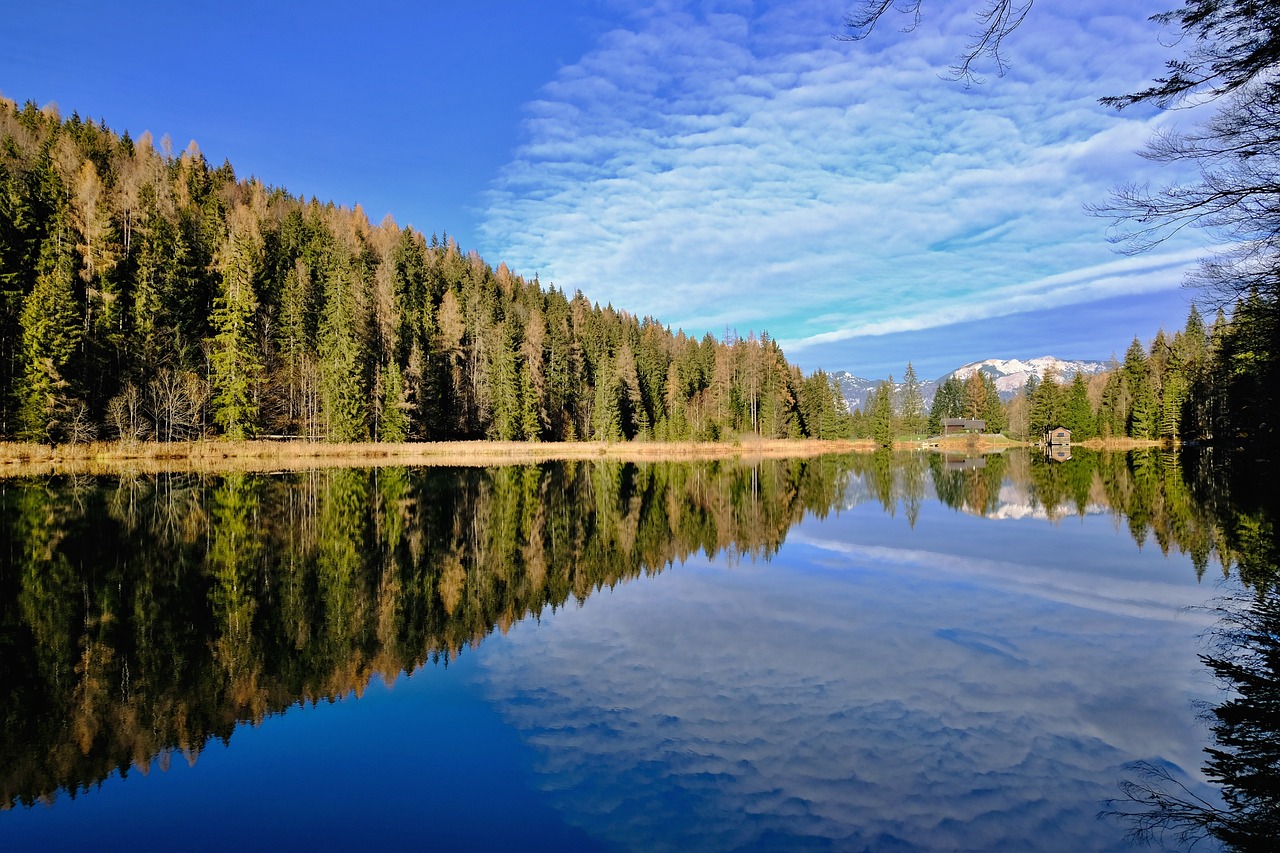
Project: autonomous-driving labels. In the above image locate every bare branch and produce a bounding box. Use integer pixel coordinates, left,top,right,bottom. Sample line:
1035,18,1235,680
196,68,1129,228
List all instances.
837,1,1035,84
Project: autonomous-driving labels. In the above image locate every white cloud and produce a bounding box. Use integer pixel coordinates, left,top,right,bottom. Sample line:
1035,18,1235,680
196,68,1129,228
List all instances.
480,0,1199,356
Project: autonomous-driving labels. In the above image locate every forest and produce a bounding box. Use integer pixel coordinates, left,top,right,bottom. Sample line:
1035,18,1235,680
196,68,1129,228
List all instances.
847,298,1275,451
842,0,1280,454
3,92,1274,454
0,97,850,446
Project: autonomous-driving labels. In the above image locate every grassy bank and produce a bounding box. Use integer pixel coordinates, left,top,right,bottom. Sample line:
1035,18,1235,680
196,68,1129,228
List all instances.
0,437,878,478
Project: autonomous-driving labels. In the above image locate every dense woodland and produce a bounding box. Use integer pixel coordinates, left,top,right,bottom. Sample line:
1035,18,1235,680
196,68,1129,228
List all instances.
847,299,1275,450
2,93,1274,452
0,98,850,445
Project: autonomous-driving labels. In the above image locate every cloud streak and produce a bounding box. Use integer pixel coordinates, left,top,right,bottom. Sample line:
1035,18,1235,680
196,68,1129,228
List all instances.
480,0,1201,370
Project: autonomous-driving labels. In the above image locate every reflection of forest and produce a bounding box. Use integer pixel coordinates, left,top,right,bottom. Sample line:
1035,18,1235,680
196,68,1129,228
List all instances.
0,457,852,809
2,449,1274,813
907,448,1276,588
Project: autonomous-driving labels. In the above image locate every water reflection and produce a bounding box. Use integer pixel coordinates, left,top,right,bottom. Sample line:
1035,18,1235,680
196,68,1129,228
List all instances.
0,458,852,809
0,448,1276,849
1107,586,1280,850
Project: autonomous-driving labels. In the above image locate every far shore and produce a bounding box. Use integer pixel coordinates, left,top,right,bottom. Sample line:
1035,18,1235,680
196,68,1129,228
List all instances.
0,434,1168,478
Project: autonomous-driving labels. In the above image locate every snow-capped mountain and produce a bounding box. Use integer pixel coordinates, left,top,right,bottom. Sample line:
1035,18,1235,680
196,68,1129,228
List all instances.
832,356,1110,412
832,372,941,412
948,356,1111,397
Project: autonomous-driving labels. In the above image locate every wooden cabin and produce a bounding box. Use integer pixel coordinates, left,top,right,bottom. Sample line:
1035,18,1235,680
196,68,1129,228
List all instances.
943,453,987,471
941,418,986,436
1044,426,1072,446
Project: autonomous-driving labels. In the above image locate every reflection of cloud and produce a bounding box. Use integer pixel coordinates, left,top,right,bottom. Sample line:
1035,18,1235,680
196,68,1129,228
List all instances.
481,0,1202,347
791,534,1219,623
475,534,1221,851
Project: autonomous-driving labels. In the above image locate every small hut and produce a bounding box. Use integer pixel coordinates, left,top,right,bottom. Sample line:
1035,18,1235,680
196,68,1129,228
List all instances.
1044,426,1072,446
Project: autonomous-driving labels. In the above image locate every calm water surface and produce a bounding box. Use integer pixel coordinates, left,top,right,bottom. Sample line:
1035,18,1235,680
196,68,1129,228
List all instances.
1,450,1274,851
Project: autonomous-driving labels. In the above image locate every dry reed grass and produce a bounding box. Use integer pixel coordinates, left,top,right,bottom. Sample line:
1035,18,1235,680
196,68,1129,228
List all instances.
0,437,876,479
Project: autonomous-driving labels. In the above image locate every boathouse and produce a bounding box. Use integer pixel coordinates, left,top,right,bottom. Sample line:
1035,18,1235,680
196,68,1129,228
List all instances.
1044,426,1072,446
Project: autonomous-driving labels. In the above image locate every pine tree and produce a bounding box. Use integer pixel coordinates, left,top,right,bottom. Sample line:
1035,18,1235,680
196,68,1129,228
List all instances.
592,354,623,441
209,205,264,439
378,359,409,442
928,375,963,434
1028,368,1061,438
18,220,83,442
1121,337,1150,437
1063,372,1094,439
319,260,370,442
898,362,926,435
869,378,895,448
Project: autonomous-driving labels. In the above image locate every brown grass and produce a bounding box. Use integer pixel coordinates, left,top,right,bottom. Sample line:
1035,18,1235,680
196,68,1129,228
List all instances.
1073,437,1167,450
918,433,1028,451
0,437,877,478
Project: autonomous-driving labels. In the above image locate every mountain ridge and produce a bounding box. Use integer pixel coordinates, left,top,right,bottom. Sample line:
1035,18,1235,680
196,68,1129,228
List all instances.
832,356,1111,411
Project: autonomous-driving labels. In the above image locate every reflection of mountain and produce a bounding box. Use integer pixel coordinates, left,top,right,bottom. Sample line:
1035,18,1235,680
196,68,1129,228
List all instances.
2,448,1273,825
0,458,853,809
834,448,1272,583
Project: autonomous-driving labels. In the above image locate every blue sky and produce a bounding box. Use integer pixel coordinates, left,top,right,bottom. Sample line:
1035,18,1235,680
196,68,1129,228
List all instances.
2,1,1209,379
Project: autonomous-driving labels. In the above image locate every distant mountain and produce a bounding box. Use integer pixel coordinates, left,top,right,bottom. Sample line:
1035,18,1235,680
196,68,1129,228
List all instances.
832,356,1111,412
831,373,892,413
947,356,1111,397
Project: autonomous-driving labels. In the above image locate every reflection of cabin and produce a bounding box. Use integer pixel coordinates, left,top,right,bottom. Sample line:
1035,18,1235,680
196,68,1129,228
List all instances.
943,453,987,471
1044,426,1072,446
942,418,986,436
1047,446,1073,462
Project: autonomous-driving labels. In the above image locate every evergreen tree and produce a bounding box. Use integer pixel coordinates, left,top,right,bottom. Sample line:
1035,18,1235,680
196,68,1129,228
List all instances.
591,354,623,441
18,220,83,441
980,372,1004,433
318,260,370,442
1028,368,1061,438
928,375,963,434
1062,372,1093,440
378,359,409,442
868,378,895,448
898,362,926,435
1121,337,1150,437
209,205,264,439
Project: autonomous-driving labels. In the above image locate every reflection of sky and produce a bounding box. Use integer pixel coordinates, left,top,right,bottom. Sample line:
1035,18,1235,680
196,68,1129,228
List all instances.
2,654,600,852
475,504,1226,852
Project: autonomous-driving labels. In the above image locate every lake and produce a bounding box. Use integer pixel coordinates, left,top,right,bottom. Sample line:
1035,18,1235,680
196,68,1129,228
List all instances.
1,449,1275,851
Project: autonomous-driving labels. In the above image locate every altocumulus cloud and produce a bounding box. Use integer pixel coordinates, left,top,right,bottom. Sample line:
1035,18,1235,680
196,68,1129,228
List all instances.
480,0,1205,357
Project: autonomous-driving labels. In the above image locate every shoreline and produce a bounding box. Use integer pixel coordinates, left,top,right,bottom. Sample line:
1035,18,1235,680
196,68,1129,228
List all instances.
0,435,1170,478
0,438,875,478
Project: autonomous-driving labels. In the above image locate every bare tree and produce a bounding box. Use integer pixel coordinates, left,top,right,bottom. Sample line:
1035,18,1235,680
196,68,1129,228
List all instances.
106,382,148,440
147,368,208,442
